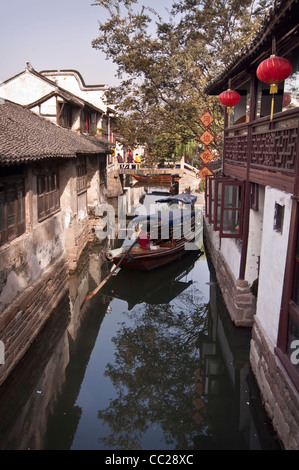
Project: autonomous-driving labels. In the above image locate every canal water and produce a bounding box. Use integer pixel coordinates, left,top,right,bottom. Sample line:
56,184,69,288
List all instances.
0,186,281,451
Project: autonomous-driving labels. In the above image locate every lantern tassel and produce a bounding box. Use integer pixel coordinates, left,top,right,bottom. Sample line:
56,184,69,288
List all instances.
270,96,274,121
269,82,277,121
228,107,232,127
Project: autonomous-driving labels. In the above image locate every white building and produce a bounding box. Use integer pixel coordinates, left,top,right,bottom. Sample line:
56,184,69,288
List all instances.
0,63,116,142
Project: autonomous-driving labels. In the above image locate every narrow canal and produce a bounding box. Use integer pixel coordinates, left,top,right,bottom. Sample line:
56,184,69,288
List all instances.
0,186,281,451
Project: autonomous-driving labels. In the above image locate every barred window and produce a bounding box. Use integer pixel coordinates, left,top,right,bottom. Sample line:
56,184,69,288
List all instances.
37,170,60,221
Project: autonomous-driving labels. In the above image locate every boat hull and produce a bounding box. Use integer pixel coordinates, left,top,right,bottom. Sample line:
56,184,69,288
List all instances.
110,238,202,271
103,193,202,271
133,174,172,183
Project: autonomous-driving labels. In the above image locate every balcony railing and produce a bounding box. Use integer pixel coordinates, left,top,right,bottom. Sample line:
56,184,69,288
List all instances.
224,108,299,193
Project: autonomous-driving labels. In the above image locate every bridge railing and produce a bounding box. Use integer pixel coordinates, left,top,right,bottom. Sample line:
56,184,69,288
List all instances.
107,157,199,175
107,161,140,171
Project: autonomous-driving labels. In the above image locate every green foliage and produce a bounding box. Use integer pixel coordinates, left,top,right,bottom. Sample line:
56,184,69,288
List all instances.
92,0,274,162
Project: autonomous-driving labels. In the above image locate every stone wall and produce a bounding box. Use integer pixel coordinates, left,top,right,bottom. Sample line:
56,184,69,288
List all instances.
250,320,299,450
106,170,123,198
0,257,68,387
65,219,90,272
204,218,256,327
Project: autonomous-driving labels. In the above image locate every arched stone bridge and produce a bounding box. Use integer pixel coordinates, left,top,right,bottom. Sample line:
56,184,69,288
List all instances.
106,158,201,197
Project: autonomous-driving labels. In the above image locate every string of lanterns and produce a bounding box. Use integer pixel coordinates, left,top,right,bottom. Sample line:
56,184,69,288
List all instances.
218,37,292,122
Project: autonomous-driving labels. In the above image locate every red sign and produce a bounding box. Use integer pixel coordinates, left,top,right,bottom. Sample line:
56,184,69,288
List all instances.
199,166,213,179
198,129,214,146
199,109,214,128
199,149,214,164
197,108,215,179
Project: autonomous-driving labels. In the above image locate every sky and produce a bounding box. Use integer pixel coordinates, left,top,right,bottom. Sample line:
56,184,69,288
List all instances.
0,0,173,87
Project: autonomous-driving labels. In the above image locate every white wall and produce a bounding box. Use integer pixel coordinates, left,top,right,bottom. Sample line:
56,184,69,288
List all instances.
245,186,265,285
256,186,292,348
42,72,107,111
0,72,53,105
221,237,242,280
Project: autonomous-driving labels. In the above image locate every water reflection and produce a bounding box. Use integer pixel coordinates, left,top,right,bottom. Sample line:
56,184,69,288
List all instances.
96,252,208,450
100,250,203,310
0,190,280,450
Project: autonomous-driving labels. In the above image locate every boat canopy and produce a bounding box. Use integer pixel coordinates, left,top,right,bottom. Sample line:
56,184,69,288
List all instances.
129,208,195,228
155,193,197,205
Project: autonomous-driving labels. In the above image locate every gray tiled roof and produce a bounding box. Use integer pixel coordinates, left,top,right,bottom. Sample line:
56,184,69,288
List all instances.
0,99,111,165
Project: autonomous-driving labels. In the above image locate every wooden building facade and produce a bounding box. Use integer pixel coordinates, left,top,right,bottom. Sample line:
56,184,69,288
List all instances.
204,0,299,449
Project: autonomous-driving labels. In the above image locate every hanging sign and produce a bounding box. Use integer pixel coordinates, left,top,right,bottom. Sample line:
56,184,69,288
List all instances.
198,166,213,179
197,108,216,178
198,109,214,128
199,148,214,164
198,129,215,146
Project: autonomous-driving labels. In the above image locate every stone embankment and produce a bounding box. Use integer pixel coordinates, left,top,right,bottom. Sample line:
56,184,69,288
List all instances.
0,259,68,386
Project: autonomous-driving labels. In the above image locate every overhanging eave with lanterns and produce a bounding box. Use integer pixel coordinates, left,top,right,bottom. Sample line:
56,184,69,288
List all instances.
204,0,299,96
204,0,299,196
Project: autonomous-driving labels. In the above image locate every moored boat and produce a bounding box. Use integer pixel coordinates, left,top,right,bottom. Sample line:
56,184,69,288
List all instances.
132,173,170,183
99,249,203,309
103,193,203,271
132,173,180,184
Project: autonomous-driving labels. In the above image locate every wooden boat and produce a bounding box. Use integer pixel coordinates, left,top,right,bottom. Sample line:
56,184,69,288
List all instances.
132,173,180,184
103,193,203,271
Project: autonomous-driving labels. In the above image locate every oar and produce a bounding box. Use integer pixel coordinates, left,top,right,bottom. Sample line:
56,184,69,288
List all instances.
83,236,140,302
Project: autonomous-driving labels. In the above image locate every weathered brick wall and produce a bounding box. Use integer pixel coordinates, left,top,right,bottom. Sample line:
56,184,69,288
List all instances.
250,321,299,450
0,258,69,387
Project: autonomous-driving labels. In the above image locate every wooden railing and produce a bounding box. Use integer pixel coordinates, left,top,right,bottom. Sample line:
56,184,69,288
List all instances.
223,108,299,193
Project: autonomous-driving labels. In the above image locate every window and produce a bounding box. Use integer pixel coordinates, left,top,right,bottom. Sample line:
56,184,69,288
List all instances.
250,183,259,211
0,177,25,245
37,169,60,221
205,174,214,218
102,115,109,140
256,82,284,119
58,102,72,129
231,81,251,126
76,157,87,194
274,203,284,233
212,177,226,231
208,176,217,225
220,181,244,238
80,109,91,134
90,113,97,134
207,176,245,238
283,45,299,111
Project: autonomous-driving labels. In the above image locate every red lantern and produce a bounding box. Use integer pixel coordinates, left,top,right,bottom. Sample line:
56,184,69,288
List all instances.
256,54,292,120
256,55,292,94
218,89,241,108
218,89,241,126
